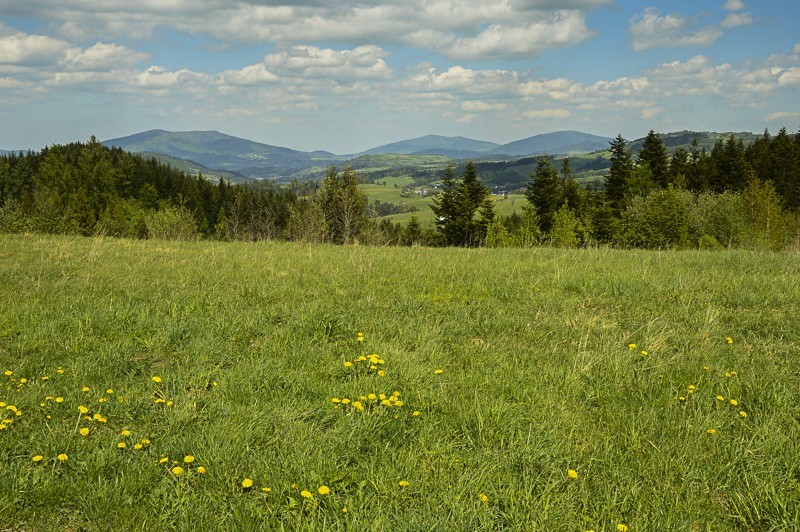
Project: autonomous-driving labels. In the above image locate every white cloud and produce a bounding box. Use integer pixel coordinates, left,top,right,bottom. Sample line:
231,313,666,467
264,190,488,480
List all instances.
442,11,595,60
628,8,722,51
0,24,68,66
461,100,508,112
766,111,800,121
720,12,752,29
220,63,279,85
522,108,571,118
262,45,392,81
722,0,745,11
61,42,149,71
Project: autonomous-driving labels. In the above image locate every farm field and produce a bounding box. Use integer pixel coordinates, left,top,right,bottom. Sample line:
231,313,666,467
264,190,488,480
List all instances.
1,235,799,530
363,178,528,225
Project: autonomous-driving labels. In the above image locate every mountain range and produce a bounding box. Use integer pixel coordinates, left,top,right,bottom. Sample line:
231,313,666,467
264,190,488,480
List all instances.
102,129,614,181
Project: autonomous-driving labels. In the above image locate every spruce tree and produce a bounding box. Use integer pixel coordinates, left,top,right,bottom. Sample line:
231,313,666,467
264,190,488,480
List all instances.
524,155,564,233
637,130,670,187
605,134,633,211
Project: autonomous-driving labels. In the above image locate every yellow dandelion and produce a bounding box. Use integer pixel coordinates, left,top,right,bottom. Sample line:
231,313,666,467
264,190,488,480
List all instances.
716,396,724,401
117,442,127,449
412,411,421,416
134,443,143,450
357,332,364,342
730,399,738,406
261,486,270,493
32,455,44,462
155,398,165,404
106,389,114,394
121,430,132,437
300,490,313,499
678,396,686,401
726,337,734,344
367,393,377,400
184,455,195,464
41,375,50,380
688,384,696,391
242,478,254,488
641,350,648,356
568,469,578,479
342,506,348,513
479,493,489,503
739,411,748,418
57,368,64,374
172,466,184,476
3,370,11,376
318,485,331,495
57,453,68,462
628,343,636,350
82,386,90,392
79,427,90,437
141,439,151,445
151,376,162,383
724,372,732,378
159,457,170,464
703,365,710,371
399,480,410,487
617,525,628,532
331,397,341,404
707,429,717,434
377,370,387,377
78,405,89,414
197,466,206,474
341,398,351,405
434,369,444,374
343,361,353,368
166,401,173,407
55,397,64,403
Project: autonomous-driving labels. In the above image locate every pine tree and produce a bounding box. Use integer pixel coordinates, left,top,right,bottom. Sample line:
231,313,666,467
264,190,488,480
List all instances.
431,161,492,246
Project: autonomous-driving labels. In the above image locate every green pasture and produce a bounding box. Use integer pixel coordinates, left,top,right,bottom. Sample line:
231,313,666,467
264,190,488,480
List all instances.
1,234,799,530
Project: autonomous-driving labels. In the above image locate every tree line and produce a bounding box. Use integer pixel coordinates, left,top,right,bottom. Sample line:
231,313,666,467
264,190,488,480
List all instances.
1,129,799,250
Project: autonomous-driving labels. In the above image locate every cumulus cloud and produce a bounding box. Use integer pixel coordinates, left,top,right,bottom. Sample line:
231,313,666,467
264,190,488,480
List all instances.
628,8,723,51
0,1,607,61
722,0,745,11
720,12,752,29
461,100,508,112
522,108,571,118
0,24,68,66
262,45,392,81
61,42,149,71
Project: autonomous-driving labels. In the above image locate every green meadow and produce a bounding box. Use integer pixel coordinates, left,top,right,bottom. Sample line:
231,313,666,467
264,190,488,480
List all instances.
363,177,528,225
1,234,799,530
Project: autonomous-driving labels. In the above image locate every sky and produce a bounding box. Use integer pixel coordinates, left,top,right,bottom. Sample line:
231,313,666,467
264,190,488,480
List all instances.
1,0,799,154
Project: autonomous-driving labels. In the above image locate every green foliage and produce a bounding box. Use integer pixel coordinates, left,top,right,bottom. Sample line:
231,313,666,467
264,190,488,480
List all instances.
431,162,493,246
144,206,199,241
524,155,564,233
317,166,367,244
637,130,670,187
618,187,694,248
605,134,633,211
547,205,582,248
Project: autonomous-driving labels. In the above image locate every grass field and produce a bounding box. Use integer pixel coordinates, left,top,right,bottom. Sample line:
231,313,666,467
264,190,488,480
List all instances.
1,235,799,530
362,180,529,225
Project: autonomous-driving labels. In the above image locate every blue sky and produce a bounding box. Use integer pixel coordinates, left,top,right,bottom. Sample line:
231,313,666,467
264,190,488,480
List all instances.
1,0,798,154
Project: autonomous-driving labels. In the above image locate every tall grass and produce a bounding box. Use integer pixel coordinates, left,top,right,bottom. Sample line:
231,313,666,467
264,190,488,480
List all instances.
1,234,799,530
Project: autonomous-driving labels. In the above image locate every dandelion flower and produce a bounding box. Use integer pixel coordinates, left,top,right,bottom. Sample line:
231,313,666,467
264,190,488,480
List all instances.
617,525,628,532
242,478,254,488
377,370,387,377
117,442,127,449
57,453,68,462
568,469,578,479
730,399,738,406
357,332,364,342
707,429,717,434
141,439,151,445
82,386,90,392
166,401,173,407
399,480,410,487
341,398,350,405
78,405,89,414
152,376,162,383
318,485,331,495
641,350,648,356
134,443,143,450
413,411,421,417
628,343,636,350
300,490,313,499
79,428,90,437
106,389,114,394
342,506,348,513
331,397,341,404
55,397,64,403
343,361,353,368
57,368,64,374
121,430,131,437
184,455,195,464
261,486,270,493
3,370,11,376
678,396,686,401
172,466,184,476
367,393,377,400
32,455,44,462
703,365,710,371
716,396,724,401
197,466,206,474
159,457,170,464
434,369,444,375
726,337,734,344
739,411,748,418
479,493,489,503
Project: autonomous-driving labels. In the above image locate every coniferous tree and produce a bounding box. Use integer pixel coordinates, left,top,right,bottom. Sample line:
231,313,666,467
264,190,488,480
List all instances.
524,155,564,233
605,134,633,211
637,130,670,187
432,161,492,246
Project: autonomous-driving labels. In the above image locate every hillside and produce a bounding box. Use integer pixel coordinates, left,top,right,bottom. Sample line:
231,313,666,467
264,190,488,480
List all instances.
360,134,499,157
103,130,343,180
627,130,761,154
491,131,612,156
138,152,250,183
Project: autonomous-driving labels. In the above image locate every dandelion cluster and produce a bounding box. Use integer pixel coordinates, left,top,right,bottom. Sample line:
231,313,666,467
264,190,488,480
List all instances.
331,390,406,414
342,353,387,377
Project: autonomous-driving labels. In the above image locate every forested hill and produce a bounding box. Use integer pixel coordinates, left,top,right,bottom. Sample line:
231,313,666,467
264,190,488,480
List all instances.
0,138,296,240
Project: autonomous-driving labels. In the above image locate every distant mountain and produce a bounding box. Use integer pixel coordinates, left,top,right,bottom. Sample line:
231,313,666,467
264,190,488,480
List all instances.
361,134,499,157
103,129,343,180
138,152,250,183
490,131,612,156
627,130,761,154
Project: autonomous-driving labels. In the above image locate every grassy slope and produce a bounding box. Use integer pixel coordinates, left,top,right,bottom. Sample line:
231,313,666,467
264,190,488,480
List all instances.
1,235,799,530
363,179,528,225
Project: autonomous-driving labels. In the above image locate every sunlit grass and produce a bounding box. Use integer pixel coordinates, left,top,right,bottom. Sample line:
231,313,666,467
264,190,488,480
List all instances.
1,234,799,530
